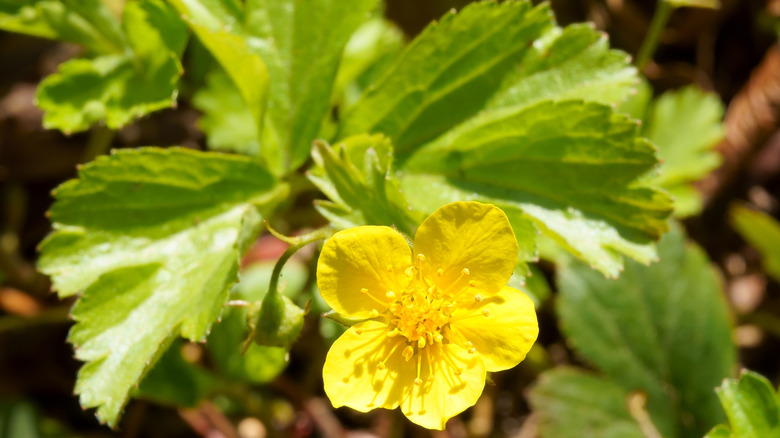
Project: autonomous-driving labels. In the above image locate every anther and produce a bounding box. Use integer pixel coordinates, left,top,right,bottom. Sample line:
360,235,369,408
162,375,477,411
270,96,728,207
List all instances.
436,268,443,277
474,294,483,302
386,328,400,337
360,288,368,295
414,378,422,385
417,254,426,262
468,347,476,354
386,264,393,272
482,309,490,317
386,290,396,298
369,309,379,318
377,362,386,370
454,368,463,375
403,346,414,361
418,338,427,349
462,268,470,276
355,328,363,335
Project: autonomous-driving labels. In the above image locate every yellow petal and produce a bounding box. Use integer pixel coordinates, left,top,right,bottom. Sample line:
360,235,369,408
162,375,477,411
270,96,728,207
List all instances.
402,343,486,430
317,226,412,318
413,202,517,295
323,320,414,412
450,286,538,372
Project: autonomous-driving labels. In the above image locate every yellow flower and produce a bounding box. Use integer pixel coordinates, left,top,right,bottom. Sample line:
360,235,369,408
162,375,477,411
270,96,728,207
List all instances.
318,201,539,429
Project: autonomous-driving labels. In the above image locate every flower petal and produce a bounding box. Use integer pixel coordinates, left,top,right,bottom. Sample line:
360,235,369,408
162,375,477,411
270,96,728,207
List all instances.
413,202,517,295
402,343,486,430
450,286,538,372
323,320,414,411
317,226,412,318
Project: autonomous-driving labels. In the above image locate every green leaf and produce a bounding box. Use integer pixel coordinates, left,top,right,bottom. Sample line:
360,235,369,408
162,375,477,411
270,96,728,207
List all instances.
488,23,638,111
333,17,405,111
0,0,125,54
401,100,673,278
247,0,379,170
530,368,646,438
208,307,288,384
556,223,736,437
339,1,554,154
169,0,272,166
35,0,187,134
308,134,423,236
135,341,216,408
38,147,287,426
705,425,733,438
644,86,724,217
193,70,260,156
709,371,780,438
731,205,780,282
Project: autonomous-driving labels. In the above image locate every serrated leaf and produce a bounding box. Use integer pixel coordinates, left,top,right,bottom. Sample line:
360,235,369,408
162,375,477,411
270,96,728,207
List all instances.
35,0,186,134
339,1,554,154
708,371,780,438
0,0,125,54
530,368,646,438
170,1,271,164
731,205,780,282
488,23,637,111
401,100,672,278
556,224,736,437
308,134,423,235
247,0,378,171
193,70,260,156
135,340,216,408
38,147,287,426
645,86,724,217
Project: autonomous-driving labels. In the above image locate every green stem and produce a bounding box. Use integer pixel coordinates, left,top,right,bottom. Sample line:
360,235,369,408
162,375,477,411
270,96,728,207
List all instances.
635,1,675,71
81,125,115,163
265,226,334,301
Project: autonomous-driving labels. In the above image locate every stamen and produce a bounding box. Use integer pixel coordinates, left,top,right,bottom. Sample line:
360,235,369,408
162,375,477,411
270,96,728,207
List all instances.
377,341,403,371
414,354,422,385
482,309,490,317
386,290,396,299
418,337,426,349
386,264,393,272
436,268,443,277
360,288,368,295
474,294,483,302
468,347,476,354
426,347,435,382
369,309,379,318
386,328,400,337
417,254,426,262
462,268,470,276
355,328,363,335
403,345,414,361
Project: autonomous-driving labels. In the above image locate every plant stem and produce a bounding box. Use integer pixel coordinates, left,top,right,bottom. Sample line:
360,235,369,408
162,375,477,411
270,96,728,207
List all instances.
265,227,333,300
81,125,115,163
635,1,674,71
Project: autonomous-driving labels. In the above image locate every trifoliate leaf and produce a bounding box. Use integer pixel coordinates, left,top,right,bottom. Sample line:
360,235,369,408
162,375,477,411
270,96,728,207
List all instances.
38,147,287,426
401,100,673,278
0,0,125,54
731,205,780,282
556,224,736,437
488,23,638,110
530,368,646,438
645,86,724,217
339,1,554,153
308,134,423,236
35,0,187,134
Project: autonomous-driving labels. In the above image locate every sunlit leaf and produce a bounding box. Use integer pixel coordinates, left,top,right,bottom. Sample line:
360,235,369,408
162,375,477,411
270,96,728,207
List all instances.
401,100,672,278
339,1,554,153
35,0,187,133
38,147,287,426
